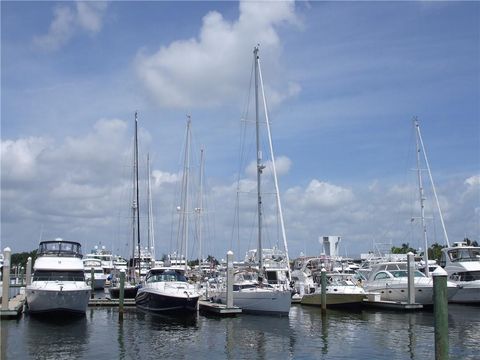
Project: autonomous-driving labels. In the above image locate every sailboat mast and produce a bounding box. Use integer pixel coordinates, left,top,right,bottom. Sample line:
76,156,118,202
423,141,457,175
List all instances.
135,112,141,277
147,153,155,260
415,119,450,248
257,54,291,282
414,117,430,277
254,46,264,270
197,147,204,266
184,117,192,272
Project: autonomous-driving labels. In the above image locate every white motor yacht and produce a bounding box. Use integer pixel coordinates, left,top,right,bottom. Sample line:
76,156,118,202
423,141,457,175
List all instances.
83,258,106,289
439,242,480,303
362,261,458,305
135,267,199,313
301,273,366,307
26,239,91,314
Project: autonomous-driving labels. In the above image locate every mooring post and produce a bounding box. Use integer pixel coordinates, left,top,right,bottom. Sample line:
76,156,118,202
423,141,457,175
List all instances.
19,266,24,286
407,252,415,304
226,250,234,308
90,267,95,299
119,269,125,317
321,268,327,312
26,257,32,286
433,267,449,360
2,247,11,309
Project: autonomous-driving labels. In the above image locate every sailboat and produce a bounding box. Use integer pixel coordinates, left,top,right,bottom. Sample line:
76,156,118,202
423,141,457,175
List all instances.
209,47,291,315
135,118,200,313
362,118,459,304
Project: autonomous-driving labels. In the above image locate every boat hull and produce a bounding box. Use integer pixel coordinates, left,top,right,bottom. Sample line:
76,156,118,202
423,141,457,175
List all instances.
109,285,139,299
135,287,199,313
26,283,91,314
301,289,366,307
213,288,291,315
448,280,480,304
364,281,458,305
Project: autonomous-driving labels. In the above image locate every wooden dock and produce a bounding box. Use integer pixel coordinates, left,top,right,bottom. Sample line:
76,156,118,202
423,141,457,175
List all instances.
0,293,26,319
198,300,242,316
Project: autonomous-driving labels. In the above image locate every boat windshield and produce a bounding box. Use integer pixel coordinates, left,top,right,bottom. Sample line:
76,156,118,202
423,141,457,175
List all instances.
146,270,187,283
390,270,425,278
33,270,85,281
448,248,480,262
39,241,83,257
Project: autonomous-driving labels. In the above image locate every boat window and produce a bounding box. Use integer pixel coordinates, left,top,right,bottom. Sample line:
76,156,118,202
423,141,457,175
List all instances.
374,272,390,280
33,270,85,281
448,248,480,262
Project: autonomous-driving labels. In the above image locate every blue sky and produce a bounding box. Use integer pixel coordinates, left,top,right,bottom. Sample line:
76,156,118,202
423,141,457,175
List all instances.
1,1,479,261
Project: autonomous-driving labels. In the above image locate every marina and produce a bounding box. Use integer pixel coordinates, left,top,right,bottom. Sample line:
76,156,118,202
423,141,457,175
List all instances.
2,2,479,360
1,298,479,359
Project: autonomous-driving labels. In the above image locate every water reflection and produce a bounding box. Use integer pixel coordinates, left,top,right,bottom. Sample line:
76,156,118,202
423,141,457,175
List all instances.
25,313,89,359
3,304,479,359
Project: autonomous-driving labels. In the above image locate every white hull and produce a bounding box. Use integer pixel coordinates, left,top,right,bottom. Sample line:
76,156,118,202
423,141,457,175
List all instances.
301,286,366,306
449,280,480,304
26,282,91,314
364,279,458,305
212,288,291,315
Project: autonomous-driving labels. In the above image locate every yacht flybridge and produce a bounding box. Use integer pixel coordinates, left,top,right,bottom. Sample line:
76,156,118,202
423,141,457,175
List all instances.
26,238,91,314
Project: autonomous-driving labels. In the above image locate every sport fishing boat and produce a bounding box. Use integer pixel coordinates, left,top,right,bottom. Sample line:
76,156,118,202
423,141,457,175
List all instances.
26,238,91,314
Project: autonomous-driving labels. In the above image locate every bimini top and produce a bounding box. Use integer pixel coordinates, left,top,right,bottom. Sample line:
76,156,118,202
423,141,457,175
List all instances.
38,238,83,258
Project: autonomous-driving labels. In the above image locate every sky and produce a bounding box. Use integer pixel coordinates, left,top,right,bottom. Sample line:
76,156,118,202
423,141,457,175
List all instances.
1,1,479,261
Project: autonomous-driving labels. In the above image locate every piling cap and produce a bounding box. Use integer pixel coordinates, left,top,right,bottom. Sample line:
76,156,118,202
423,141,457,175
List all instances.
3,246,11,252
227,250,233,255
432,267,448,277
120,269,125,273
321,267,326,272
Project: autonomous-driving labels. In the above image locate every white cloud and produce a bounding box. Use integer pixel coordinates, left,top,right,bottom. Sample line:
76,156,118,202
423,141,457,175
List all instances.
33,2,108,51
465,174,480,187
1,136,52,182
285,179,354,209
152,170,180,187
135,0,300,108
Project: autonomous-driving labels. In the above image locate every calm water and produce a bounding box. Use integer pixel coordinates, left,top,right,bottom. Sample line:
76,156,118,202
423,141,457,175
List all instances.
2,303,479,359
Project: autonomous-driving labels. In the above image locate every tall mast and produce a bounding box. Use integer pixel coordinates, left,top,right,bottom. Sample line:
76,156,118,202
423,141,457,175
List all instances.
254,46,265,270
183,117,192,272
257,53,291,282
147,153,155,260
197,147,205,266
414,117,429,277
415,119,450,248
135,112,141,277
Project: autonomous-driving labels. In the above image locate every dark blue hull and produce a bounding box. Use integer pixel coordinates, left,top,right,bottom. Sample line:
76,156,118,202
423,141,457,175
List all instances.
135,289,199,314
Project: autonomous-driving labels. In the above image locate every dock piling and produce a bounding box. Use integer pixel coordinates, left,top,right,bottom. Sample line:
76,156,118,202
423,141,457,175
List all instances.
321,268,327,312
2,247,11,309
90,267,95,298
433,267,449,360
226,251,234,308
407,252,415,304
119,269,125,317
26,257,32,286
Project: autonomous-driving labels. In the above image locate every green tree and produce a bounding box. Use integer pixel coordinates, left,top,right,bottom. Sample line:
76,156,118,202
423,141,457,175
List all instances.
427,242,445,262
391,243,417,254
11,250,38,268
